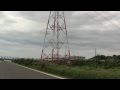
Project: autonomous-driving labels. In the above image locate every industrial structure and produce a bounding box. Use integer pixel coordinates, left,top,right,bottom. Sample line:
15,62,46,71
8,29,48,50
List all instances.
41,11,71,61
70,56,85,61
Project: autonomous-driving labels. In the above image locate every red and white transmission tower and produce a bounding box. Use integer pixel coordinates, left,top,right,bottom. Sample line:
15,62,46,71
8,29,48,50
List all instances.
41,11,70,61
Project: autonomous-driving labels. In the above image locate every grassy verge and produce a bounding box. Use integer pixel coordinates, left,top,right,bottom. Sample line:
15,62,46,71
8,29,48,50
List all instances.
13,60,120,79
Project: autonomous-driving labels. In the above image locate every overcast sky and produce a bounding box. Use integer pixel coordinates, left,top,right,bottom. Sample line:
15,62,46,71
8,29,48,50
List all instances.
0,11,120,59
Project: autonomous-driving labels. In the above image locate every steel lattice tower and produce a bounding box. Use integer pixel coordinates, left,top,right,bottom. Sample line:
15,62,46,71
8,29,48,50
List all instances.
41,11,70,61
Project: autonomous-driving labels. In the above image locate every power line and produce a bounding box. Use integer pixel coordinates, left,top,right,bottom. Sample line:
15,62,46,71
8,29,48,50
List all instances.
94,11,120,31
84,12,118,31
83,12,120,33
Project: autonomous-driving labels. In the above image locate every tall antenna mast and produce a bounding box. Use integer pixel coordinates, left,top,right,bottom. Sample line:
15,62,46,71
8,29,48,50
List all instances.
41,11,71,61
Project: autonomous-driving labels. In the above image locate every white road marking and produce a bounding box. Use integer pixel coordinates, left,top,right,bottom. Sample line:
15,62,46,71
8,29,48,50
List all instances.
13,62,66,79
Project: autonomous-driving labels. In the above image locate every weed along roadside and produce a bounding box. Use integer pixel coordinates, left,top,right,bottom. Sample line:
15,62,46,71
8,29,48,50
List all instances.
12,58,120,79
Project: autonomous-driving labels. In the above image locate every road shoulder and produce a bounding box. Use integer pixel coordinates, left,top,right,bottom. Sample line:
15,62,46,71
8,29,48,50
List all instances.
12,62,66,79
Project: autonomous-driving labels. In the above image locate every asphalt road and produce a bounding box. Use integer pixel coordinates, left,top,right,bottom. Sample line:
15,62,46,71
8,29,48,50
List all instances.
0,61,61,79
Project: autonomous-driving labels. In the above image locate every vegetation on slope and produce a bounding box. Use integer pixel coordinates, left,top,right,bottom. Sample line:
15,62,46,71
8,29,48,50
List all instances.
13,55,120,79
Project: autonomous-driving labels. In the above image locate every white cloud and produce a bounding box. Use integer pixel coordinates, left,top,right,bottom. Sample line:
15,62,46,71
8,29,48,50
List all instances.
0,11,45,33
0,11,120,59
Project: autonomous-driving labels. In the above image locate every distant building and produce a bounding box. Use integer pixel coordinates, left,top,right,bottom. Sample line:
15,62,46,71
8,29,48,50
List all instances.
70,56,85,60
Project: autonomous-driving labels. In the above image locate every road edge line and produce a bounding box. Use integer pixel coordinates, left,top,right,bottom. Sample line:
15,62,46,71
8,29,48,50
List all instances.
12,62,66,79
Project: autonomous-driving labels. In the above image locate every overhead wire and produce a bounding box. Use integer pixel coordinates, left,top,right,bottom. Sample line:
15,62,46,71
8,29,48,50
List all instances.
83,12,118,31
94,11,120,31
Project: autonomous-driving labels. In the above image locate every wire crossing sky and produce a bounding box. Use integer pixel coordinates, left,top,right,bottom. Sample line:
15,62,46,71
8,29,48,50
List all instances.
0,11,120,59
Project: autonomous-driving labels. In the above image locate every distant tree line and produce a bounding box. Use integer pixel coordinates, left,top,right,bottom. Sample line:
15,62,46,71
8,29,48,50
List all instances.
69,55,120,69
13,55,120,69
13,58,39,66
91,55,120,61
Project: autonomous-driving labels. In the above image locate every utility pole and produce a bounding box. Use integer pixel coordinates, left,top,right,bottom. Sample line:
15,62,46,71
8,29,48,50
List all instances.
95,48,97,58
95,48,97,68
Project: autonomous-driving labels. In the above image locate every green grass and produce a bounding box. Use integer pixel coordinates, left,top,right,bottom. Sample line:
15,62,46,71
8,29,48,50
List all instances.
13,60,120,79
